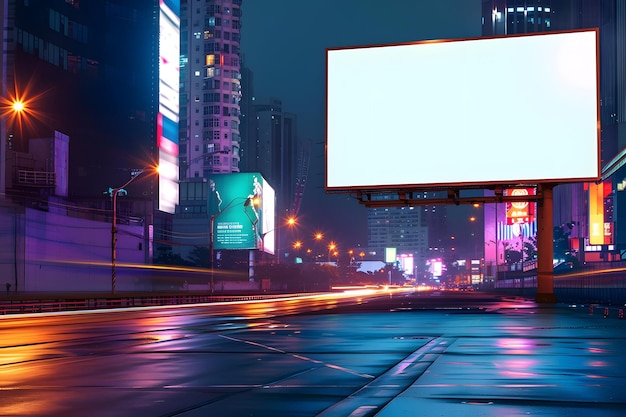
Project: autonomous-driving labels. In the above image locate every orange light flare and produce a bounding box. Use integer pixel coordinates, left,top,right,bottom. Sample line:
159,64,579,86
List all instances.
1,87,48,135
292,240,302,250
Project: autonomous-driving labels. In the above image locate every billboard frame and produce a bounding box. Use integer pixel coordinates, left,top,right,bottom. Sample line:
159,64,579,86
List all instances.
325,28,601,195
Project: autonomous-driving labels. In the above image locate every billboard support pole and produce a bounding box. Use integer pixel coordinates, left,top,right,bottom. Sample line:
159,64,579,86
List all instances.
536,183,557,303
249,250,255,282
210,214,216,294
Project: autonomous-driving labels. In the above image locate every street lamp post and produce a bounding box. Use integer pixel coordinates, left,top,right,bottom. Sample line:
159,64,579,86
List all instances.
327,241,337,263
106,168,148,294
2,99,28,292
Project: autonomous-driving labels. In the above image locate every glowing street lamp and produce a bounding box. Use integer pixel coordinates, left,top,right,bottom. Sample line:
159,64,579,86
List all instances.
105,166,155,294
327,241,337,263
258,215,298,263
11,100,25,113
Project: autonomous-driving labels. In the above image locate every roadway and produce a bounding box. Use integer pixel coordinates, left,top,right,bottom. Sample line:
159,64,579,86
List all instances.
1,289,625,416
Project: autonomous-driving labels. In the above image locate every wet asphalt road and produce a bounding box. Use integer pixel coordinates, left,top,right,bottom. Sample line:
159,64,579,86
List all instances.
1,290,625,416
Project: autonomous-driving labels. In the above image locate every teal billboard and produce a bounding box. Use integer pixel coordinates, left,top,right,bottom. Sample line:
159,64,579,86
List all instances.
209,173,275,252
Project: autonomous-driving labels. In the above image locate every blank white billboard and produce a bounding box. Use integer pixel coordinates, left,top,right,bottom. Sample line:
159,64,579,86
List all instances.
326,29,600,191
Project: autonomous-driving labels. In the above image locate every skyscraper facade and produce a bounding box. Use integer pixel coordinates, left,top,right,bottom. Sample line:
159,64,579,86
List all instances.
251,99,298,218
481,0,626,258
2,0,159,207
179,0,242,180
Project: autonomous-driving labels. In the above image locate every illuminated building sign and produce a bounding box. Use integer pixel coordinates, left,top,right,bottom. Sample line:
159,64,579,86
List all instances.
588,181,612,245
506,188,535,225
385,247,397,263
158,0,180,214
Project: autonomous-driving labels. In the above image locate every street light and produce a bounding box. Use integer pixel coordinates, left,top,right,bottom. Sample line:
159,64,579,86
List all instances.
328,241,337,263
258,215,297,263
11,100,25,113
105,167,153,294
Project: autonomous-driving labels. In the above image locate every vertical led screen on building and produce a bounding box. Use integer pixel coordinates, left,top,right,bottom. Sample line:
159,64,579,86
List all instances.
209,173,276,252
588,181,612,245
158,0,180,214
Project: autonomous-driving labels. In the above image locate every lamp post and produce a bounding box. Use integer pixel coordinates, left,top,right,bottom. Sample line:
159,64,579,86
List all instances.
106,168,149,294
327,241,337,263
262,215,297,264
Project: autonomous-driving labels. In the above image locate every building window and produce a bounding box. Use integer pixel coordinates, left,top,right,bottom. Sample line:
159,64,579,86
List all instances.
205,68,218,78
205,42,219,53
205,92,219,102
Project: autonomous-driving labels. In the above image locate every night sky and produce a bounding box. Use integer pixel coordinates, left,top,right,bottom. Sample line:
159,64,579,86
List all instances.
240,0,482,247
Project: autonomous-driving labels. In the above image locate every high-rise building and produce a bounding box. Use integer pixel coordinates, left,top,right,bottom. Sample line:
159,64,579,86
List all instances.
2,0,160,214
250,98,298,217
481,1,626,259
366,190,442,278
179,0,242,180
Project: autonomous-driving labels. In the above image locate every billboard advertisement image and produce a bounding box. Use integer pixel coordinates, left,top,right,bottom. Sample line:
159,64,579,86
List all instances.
209,173,275,252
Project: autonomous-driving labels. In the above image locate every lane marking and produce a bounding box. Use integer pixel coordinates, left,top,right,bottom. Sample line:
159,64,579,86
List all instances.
219,334,375,379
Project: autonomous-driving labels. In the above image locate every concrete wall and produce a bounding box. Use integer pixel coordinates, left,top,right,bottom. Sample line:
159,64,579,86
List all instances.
0,204,153,293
